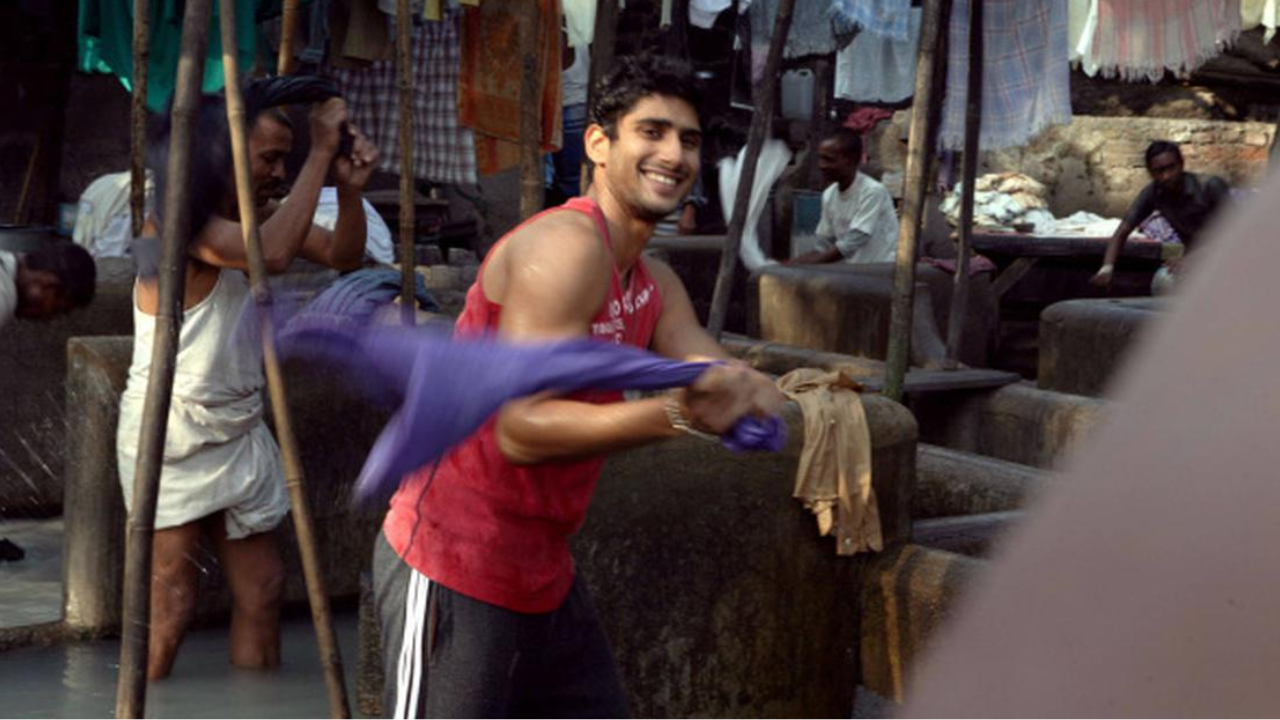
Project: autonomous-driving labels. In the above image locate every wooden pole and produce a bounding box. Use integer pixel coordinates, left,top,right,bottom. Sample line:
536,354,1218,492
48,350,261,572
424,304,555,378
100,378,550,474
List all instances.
395,0,416,323
706,0,796,340
581,0,618,193
277,0,300,75
218,1,352,717
883,0,948,402
944,0,982,369
131,0,150,236
115,1,211,717
12,138,39,225
519,1,545,218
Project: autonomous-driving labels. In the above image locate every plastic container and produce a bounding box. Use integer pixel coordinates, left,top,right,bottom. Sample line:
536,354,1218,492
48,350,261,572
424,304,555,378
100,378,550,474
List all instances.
780,69,815,121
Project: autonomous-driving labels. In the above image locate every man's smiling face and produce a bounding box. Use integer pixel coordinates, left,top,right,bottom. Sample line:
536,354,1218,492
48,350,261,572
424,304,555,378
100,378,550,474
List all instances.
594,94,702,222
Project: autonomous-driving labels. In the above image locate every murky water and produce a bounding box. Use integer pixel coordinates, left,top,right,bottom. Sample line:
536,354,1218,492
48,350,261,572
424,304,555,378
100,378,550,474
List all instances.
0,611,362,718
0,518,63,628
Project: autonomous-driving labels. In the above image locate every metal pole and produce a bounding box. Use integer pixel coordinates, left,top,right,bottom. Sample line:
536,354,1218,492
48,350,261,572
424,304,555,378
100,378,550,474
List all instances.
396,0,416,324
115,1,211,716
277,0,300,75
883,0,948,401
519,0,545,218
581,0,618,193
131,0,150,236
706,0,796,340
217,1,354,716
944,0,983,368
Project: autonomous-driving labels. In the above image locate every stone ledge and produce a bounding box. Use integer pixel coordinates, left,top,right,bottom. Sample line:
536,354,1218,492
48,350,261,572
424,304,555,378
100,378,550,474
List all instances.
1039,297,1165,397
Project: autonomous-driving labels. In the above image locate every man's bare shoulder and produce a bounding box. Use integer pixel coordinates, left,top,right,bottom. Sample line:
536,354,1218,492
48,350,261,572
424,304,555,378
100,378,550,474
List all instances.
485,208,612,311
500,209,611,275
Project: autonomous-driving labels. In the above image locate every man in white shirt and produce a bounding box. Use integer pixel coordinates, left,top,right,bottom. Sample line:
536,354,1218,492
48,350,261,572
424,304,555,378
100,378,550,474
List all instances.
0,242,96,331
787,128,899,265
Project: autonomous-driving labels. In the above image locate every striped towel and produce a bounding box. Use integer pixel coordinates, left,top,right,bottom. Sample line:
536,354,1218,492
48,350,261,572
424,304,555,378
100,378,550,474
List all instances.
1090,0,1240,82
938,0,1072,152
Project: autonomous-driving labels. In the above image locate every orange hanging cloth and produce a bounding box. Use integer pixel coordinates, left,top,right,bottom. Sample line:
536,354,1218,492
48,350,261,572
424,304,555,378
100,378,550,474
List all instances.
458,0,563,176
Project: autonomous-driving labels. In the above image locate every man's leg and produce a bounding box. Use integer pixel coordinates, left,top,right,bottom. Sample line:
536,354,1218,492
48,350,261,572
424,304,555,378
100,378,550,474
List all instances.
373,530,534,718
148,521,204,680
208,515,284,669
514,576,630,718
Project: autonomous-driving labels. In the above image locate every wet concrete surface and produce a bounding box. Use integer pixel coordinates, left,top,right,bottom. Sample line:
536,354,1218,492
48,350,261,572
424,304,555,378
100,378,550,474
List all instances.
0,610,360,718
0,518,63,629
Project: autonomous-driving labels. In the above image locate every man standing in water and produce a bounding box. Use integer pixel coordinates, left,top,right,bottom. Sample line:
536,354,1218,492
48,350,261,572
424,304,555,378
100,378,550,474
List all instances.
374,54,784,718
117,84,378,680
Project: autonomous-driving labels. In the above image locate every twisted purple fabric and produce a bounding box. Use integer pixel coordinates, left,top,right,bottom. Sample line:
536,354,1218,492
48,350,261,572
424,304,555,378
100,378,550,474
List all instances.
278,321,785,500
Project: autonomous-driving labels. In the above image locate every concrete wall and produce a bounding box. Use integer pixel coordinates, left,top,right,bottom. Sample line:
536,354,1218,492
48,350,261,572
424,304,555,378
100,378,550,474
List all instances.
875,114,1275,219
914,444,1049,520
911,382,1107,470
858,545,986,702
0,258,134,518
1039,297,1164,398
752,263,996,368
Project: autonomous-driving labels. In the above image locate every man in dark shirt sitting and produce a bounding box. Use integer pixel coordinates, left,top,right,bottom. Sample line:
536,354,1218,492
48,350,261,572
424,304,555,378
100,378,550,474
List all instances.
1091,140,1230,289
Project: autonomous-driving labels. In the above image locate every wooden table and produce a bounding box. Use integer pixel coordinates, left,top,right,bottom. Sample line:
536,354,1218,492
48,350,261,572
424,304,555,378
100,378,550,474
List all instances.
972,233,1182,298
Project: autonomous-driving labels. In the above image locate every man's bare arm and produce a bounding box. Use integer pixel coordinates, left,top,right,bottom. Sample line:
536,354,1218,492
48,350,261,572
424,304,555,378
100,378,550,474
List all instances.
1092,219,1136,287
492,215,681,464
191,145,335,272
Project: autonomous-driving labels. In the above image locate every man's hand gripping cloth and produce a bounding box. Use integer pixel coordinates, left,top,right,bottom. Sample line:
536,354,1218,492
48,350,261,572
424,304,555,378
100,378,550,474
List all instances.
778,368,882,556
278,321,786,501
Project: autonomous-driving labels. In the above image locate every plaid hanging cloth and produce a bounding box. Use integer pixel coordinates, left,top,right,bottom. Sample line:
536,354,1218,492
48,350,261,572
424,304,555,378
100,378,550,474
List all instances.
938,0,1073,151
327,8,478,185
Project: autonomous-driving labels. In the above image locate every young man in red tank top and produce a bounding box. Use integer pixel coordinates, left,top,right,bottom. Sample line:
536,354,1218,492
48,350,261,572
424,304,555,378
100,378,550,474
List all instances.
374,54,784,718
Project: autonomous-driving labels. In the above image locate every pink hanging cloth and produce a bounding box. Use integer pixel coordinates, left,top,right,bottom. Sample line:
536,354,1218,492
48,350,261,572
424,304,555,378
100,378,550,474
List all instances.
1090,0,1241,82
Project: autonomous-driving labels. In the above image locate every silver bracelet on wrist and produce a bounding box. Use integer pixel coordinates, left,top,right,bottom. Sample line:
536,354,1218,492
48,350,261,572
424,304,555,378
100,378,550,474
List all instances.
663,395,718,442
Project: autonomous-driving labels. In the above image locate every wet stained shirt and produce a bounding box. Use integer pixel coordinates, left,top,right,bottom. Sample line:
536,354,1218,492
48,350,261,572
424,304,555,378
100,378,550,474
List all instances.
1124,172,1230,252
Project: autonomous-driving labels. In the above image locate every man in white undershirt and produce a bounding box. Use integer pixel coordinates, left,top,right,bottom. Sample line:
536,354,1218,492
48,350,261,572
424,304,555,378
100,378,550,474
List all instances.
787,128,898,266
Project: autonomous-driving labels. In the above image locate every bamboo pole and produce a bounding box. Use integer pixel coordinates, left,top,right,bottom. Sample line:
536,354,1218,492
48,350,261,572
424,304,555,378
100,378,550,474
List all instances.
115,1,212,716
944,0,982,369
581,0,618,193
519,1,544,218
217,1,352,716
706,0,796,340
883,0,948,402
396,0,416,324
131,0,150,237
277,0,300,75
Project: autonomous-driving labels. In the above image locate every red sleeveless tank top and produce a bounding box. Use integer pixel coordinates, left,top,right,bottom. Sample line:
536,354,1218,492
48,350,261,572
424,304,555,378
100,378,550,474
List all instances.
382,197,665,613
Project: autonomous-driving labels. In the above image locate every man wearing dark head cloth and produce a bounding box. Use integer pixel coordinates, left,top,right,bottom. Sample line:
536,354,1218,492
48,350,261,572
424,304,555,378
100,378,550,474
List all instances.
116,83,379,680
1092,140,1230,291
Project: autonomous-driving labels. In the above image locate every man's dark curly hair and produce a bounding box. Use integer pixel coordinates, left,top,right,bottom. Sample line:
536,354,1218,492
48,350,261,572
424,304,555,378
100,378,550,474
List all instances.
1145,140,1183,168
590,54,701,138
24,242,96,308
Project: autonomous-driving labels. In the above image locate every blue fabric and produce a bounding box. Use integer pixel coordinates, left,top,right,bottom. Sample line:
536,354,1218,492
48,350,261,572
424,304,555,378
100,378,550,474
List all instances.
290,267,439,327
830,0,911,42
549,103,588,198
278,321,786,501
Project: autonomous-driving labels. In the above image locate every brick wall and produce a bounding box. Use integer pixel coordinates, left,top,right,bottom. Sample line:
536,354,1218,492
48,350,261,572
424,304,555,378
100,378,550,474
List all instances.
875,114,1276,219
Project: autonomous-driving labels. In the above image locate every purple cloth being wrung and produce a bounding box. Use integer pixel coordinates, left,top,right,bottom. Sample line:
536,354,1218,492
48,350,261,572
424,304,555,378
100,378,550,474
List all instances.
278,321,785,501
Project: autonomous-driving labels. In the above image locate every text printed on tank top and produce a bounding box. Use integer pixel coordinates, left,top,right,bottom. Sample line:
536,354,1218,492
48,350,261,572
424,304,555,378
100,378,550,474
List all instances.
592,282,657,343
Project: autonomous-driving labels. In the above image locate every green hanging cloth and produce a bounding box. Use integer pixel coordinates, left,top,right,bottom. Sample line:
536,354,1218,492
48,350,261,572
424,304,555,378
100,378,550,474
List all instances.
77,0,261,113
